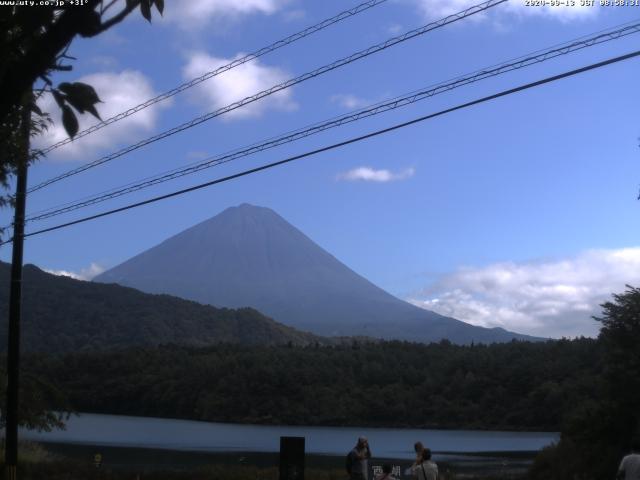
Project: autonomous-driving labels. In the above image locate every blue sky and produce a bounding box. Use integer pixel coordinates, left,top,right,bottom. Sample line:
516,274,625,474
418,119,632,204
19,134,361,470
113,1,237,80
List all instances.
1,0,640,338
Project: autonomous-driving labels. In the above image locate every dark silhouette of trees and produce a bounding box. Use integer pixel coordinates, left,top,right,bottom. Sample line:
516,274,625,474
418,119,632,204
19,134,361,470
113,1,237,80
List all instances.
530,286,640,480
20,337,601,432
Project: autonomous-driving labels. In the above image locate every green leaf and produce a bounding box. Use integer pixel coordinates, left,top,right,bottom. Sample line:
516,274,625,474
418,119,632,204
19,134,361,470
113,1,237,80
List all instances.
140,0,152,22
61,105,79,139
57,82,73,94
58,82,101,104
58,82,102,120
84,104,101,121
154,0,164,15
52,90,65,109
77,10,102,37
75,82,101,104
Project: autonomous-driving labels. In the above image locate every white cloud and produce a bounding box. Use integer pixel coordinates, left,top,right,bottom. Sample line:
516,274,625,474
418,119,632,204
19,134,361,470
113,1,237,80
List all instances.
182,51,297,119
387,23,404,35
167,0,290,29
408,247,640,338
283,9,306,22
330,94,371,110
412,0,598,22
412,0,489,19
45,262,105,281
337,166,415,182
33,70,170,160
90,55,119,70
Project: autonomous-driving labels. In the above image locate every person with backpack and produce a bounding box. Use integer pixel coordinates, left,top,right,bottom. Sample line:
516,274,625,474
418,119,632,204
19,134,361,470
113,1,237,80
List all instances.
346,436,372,480
410,448,438,480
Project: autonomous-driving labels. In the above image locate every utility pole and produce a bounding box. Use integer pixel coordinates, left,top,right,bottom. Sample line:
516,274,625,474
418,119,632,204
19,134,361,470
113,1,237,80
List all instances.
4,104,30,480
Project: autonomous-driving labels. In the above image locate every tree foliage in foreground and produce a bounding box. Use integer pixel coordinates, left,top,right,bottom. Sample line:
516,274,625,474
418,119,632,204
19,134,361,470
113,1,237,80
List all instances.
529,286,640,480
0,363,70,432
0,0,164,212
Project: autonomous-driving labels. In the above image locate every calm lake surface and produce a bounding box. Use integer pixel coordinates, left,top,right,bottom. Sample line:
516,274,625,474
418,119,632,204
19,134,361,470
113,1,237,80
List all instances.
21,413,558,458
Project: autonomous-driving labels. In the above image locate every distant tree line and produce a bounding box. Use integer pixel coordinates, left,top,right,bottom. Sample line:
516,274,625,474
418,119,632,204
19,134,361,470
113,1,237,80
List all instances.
17,337,601,432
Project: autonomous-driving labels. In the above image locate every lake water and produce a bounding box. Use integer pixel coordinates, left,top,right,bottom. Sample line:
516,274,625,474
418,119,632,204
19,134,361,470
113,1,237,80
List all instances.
21,413,558,459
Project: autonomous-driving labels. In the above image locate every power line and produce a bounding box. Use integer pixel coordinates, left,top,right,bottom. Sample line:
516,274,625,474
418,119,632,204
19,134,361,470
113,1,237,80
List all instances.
23,20,640,224
5,48,638,246
27,0,506,194
39,0,390,155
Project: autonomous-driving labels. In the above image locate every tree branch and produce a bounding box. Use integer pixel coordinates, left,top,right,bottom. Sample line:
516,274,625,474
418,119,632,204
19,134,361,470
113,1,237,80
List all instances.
90,0,141,37
101,0,120,15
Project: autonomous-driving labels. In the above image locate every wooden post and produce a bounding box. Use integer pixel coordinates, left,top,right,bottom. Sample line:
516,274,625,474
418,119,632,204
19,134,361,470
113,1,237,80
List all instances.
4,104,30,480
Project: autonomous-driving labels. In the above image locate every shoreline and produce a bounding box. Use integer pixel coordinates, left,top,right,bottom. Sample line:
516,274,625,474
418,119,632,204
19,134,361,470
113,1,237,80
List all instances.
21,412,558,458
38,441,535,477
53,410,560,434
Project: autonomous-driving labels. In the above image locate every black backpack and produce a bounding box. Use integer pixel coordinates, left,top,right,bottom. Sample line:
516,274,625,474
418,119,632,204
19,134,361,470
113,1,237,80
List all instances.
345,451,353,475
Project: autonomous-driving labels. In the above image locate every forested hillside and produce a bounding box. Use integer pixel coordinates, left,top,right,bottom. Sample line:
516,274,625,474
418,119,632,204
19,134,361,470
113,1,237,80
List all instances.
22,338,599,431
0,262,323,352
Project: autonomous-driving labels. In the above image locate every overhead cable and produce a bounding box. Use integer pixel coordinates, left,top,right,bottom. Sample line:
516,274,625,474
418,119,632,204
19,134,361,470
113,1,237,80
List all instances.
5,48,638,245
27,0,506,194
23,20,640,223
39,0,390,155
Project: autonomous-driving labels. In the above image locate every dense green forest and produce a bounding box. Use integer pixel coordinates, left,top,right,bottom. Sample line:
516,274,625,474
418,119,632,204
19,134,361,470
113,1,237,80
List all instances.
19,337,599,431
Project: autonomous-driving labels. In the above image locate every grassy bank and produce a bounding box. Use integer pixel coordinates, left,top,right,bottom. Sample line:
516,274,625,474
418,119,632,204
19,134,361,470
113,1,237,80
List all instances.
0,442,528,480
0,462,525,480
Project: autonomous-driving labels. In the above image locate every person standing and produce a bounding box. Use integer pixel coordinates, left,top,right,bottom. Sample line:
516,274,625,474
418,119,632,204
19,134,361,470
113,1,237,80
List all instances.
347,436,372,480
617,439,640,480
410,448,438,480
414,442,425,463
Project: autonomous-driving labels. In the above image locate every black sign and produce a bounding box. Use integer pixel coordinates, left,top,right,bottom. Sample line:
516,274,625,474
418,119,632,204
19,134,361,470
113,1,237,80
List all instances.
279,436,305,480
